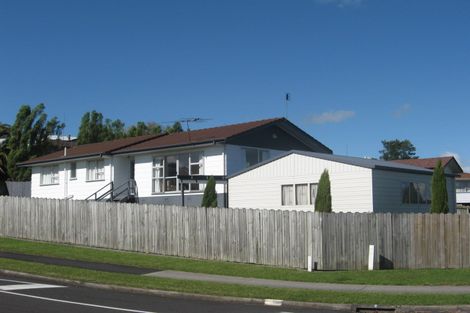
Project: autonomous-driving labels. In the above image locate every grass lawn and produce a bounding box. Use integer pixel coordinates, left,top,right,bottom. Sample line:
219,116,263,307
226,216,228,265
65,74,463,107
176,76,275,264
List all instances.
1,237,470,287
2,257,470,306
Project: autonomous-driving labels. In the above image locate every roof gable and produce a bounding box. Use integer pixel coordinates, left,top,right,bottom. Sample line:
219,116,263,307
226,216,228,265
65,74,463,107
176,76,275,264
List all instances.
392,157,463,174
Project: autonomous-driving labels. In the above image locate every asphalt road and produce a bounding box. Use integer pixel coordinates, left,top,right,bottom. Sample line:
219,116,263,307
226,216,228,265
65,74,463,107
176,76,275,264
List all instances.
0,273,346,313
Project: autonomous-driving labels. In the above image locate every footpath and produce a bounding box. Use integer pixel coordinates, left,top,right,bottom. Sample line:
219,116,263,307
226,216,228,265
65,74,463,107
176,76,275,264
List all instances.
1,251,470,295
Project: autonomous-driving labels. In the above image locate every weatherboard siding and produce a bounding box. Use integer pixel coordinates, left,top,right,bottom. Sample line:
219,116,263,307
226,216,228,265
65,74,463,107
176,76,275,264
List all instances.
31,159,113,200
372,169,456,213
228,153,373,212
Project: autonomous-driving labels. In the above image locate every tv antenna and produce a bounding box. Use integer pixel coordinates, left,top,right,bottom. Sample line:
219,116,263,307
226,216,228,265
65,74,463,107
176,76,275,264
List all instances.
285,93,290,118
160,117,212,142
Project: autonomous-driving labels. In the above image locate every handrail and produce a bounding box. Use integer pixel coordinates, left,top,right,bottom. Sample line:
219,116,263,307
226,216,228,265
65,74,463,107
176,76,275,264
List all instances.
85,182,113,200
86,179,138,203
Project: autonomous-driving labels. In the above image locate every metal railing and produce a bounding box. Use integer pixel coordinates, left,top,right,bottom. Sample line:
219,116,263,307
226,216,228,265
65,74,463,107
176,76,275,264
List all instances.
85,179,138,203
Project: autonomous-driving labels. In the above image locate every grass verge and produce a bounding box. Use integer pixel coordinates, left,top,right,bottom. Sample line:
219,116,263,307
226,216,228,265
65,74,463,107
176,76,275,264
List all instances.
2,258,470,306
2,237,470,286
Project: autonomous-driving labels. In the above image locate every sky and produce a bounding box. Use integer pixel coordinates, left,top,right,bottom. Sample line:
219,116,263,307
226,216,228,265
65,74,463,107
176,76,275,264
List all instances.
1,0,470,170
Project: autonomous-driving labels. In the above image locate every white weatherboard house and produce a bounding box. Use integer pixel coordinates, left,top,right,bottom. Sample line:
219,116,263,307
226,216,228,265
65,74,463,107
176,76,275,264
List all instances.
20,118,332,206
228,151,457,213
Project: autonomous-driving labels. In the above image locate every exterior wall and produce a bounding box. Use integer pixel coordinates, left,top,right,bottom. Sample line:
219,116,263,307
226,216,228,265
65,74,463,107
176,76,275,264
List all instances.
133,144,226,206
228,153,374,212
372,170,456,213
31,158,113,200
225,144,285,175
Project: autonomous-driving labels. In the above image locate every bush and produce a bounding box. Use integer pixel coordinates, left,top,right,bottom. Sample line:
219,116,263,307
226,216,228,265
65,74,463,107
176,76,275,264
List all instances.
431,160,448,213
315,169,332,212
201,176,217,207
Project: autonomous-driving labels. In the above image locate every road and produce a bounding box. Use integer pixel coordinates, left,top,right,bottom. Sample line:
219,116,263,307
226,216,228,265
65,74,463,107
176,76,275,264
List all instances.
0,273,346,313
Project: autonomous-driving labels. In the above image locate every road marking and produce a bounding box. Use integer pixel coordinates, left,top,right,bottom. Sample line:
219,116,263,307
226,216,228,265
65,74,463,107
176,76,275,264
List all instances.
0,283,65,291
0,289,160,313
0,277,37,284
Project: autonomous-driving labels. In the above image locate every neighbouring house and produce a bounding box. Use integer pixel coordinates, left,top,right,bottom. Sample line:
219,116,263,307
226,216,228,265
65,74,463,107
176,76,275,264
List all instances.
456,173,470,206
228,151,457,213
392,156,463,175
19,118,332,206
393,156,464,207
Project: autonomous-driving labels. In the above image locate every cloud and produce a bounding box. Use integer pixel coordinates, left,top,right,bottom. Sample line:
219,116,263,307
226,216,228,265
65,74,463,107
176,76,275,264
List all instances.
393,103,412,118
309,110,355,124
441,151,470,172
314,0,364,8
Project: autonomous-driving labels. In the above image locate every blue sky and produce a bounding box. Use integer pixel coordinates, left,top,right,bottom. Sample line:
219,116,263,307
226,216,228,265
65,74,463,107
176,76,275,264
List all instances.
1,0,469,170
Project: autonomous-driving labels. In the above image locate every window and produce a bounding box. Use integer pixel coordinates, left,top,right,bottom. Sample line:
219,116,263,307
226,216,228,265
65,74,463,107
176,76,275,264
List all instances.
310,183,318,205
296,184,308,205
87,160,105,181
282,185,294,206
70,162,77,180
282,183,318,206
152,152,203,193
402,182,430,204
40,166,59,185
244,148,270,167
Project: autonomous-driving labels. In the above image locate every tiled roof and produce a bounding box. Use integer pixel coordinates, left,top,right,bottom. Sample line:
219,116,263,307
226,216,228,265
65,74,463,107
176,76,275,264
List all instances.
457,173,470,180
112,118,282,154
19,118,283,166
19,134,162,166
392,157,454,169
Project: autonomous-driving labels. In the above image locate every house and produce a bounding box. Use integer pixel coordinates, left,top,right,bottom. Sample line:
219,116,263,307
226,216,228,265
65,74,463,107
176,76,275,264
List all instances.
228,151,457,213
19,118,332,206
456,173,470,206
393,157,465,207
392,156,463,175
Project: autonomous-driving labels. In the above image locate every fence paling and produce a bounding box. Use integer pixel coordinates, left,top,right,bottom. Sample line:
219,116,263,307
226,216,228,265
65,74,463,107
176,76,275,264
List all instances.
0,196,468,270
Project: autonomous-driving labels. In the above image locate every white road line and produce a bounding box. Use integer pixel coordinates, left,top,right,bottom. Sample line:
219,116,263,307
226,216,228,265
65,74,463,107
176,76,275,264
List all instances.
0,283,65,291
0,277,36,284
0,289,160,313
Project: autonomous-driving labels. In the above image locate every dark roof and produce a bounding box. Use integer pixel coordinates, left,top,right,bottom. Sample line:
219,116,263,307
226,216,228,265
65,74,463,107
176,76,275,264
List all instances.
228,150,435,179
392,157,463,173
19,134,163,166
20,118,332,166
112,118,285,154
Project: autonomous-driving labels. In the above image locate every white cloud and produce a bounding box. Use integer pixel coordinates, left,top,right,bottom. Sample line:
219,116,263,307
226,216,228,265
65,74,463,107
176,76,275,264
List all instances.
393,103,412,118
309,110,355,124
441,151,470,172
314,0,364,8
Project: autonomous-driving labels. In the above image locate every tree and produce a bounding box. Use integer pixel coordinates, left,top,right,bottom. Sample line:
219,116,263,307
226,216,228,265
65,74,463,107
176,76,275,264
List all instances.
379,139,418,160
201,176,217,207
431,160,449,213
126,121,162,137
165,122,183,134
77,111,106,144
315,169,332,212
6,104,64,181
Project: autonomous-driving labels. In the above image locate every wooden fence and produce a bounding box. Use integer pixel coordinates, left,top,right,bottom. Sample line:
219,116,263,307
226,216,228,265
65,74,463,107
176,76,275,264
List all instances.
0,196,468,271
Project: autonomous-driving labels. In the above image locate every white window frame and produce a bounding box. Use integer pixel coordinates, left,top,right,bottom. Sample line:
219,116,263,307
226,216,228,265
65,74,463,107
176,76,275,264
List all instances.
40,165,59,185
86,160,105,182
152,152,203,194
282,183,318,206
